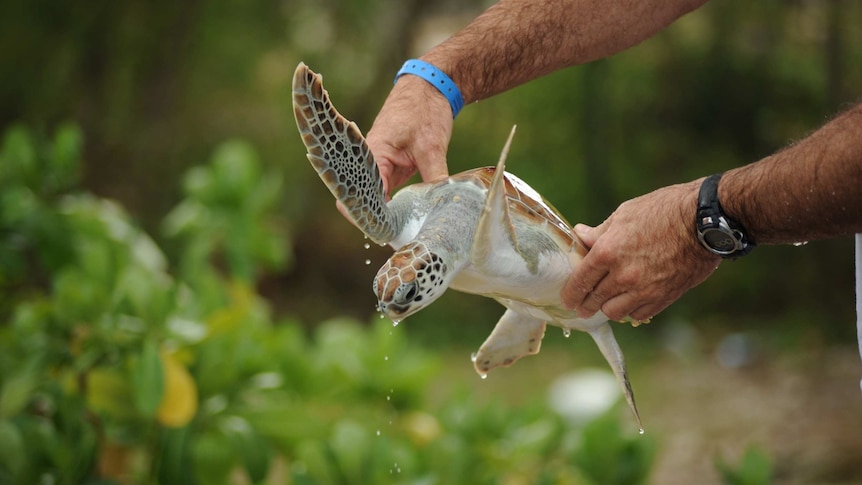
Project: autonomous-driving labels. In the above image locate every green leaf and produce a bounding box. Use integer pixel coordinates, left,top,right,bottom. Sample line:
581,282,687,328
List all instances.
295,440,339,484
86,367,135,419
573,411,655,485
329,418,370,482
157,427,196,485
716,445,773,485
192,429,235,485
0,124,37,187
131,339,164,417
49,122,82,189
211,140,260,202
0,369,40,418
222,416,271,483
52,268,110,325
183,166,217,203
0,419,25,476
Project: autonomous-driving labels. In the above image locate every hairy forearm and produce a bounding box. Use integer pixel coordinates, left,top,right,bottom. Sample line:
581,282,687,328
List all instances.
421,0,708,103
721,103,862,244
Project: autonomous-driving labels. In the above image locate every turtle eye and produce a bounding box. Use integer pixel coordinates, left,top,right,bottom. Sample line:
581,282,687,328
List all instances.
395,282,419,304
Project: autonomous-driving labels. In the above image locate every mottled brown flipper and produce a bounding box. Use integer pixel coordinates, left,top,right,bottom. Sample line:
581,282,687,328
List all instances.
292,63,399,245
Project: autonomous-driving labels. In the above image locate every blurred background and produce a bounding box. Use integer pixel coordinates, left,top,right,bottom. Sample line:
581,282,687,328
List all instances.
1,0,861,483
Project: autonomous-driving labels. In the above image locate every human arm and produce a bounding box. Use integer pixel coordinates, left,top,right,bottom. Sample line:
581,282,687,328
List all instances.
562,102,862,322
366,0,709,195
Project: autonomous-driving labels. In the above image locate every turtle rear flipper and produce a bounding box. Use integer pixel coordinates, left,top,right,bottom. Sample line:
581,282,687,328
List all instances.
473,309,546,376
292,63,400,245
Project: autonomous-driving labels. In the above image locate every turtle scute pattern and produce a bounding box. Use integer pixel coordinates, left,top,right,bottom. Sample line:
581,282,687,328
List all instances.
460,167,587,257
374,242,448,309
292,64,395,244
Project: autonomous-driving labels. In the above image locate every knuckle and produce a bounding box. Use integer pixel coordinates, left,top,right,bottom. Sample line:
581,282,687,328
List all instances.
591,244,616,264
615,270,640,289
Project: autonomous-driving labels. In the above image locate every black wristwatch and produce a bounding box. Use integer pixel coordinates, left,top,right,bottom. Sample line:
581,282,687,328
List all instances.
696,173,755,258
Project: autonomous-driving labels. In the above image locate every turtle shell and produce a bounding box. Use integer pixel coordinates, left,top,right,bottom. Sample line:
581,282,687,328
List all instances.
450,167,589,258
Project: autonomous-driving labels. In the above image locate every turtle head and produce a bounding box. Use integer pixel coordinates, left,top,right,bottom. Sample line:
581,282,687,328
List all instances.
374,241,451,321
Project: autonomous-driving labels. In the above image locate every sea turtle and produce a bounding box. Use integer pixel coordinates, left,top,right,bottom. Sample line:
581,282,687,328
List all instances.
292,62,643,430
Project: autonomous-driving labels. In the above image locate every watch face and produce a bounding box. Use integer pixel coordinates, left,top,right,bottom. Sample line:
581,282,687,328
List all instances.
702,228,738,253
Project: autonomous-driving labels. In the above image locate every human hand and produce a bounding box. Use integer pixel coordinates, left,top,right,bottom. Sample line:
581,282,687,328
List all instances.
562,180,722,322
366,75,454,196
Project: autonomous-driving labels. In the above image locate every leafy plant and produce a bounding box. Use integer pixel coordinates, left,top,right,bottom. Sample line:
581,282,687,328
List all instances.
716,445,773,485
0,122,658,484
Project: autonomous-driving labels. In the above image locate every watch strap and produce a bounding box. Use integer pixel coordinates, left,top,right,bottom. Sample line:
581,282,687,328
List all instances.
696,173,756,258
698,173,723,214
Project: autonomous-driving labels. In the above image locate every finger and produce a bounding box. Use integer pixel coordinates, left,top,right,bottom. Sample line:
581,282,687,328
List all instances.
562,265,605,312
562,264,608,313
628,301,671,324
562,243,612,311
335,201,361,231
579,272,628,318
599,292,643,322
416,151,449,184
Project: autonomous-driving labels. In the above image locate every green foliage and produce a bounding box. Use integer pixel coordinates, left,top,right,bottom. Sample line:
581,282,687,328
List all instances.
716,445,774,485
573,412,656,485
0,122,662,483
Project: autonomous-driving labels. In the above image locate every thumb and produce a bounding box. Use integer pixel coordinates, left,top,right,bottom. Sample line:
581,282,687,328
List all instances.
574,223,600,248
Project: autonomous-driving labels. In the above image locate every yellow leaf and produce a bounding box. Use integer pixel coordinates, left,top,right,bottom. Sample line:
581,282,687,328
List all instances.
156,351,198,428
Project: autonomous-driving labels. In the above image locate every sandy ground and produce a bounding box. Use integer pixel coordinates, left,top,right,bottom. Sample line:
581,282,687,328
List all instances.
434,336,862,484
643,347,862,484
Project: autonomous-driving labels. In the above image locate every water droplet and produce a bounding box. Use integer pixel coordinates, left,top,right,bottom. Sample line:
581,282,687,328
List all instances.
470,352,478,363
480,373,488,380
391,319,400,327
792,241,808,247
639,428,645,435
562,328,572,338
376,430,381,436
365,259,371,265
379,313,385,319
364,242,371,249
384,355,389,361
386,395,391,401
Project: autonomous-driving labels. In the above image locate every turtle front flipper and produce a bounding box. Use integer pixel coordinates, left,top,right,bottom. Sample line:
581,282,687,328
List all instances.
292,63,400,245
471,126,527,271
587,322,644,432
472,309,546,376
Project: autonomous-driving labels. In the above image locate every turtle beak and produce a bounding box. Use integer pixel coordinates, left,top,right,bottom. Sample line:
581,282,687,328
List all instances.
377,301,415,321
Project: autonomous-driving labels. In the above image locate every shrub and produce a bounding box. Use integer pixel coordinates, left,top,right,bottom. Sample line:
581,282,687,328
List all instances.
0,122,655,484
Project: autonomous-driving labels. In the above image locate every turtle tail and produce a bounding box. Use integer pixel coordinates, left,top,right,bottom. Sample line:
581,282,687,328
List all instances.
292,62,398,245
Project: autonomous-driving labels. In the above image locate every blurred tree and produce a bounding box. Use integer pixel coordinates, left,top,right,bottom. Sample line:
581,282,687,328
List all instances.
0,0,860,341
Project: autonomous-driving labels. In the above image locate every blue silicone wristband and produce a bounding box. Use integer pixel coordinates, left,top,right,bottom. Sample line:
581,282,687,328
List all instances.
395,59,465,119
